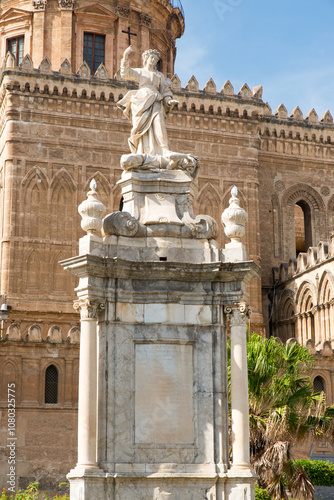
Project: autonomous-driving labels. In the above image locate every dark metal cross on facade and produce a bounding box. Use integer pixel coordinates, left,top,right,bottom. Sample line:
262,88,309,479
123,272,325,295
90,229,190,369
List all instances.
122,26,137,46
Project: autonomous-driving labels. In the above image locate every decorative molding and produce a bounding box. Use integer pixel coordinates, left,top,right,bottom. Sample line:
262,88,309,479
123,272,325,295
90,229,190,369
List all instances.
185,75,199,93
274,180,285,192
225,303,251,326
73,298,105,320
59,58,71,75
290,106,303,121
115,5,131,17
102,211,139,237
32,0,47,10
221,80,234,96
77,61,91,78
4,51,15,69
140,13,152,27
321,186,330,196
274,103,288,119
253,85,263,99
238,82,251,99
38,56,52,73
170,74,181,91
203,77,216,94
20,54,34,71
94,63,108,80
58,0,74,9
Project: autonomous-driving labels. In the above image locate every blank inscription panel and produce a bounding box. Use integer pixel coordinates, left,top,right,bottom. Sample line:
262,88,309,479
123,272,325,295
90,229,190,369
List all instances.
135,343,194,445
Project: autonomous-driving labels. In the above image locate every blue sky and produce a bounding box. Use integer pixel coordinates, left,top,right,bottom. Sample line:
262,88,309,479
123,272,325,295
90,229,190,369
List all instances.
174,0,334,118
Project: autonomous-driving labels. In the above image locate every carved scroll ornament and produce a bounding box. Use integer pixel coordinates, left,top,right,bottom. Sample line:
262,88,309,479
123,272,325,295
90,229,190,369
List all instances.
74,298,105,320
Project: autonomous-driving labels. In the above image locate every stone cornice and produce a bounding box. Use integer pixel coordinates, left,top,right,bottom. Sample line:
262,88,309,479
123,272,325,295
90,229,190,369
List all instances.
61,253,260,284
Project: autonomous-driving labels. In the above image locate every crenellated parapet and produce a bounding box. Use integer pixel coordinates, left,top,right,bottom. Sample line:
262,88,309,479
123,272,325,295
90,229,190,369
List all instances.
272,235,334,350
0,59,267,113
170,73,334,145
2,57,334,144
0,57,269,148
260,103,334,154
274,235,334,283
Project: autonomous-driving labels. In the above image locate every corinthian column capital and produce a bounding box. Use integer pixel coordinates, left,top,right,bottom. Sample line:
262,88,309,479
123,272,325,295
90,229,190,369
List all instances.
74,298,105,320
224,303,251,326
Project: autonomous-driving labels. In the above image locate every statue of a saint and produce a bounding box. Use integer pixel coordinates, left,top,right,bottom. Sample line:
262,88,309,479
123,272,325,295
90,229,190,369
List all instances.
117,46,199,175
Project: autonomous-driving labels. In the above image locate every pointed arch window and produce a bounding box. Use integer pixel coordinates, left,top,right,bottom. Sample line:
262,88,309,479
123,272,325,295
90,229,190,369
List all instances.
45,365,59,404
294,201,312,256
26,251,41,290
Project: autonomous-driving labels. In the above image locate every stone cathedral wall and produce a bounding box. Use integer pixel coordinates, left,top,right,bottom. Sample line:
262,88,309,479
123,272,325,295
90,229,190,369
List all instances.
0,64,270,326
1,22,334,491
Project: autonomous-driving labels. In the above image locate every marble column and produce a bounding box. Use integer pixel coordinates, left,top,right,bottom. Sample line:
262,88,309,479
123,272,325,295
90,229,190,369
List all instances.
73,298,105,470
301,313,307,343
306,313,312,342
329,301,334,338
295,314,302,343
226,303,251,469
320,305,325,342
325,304,330,339
314,306,321,342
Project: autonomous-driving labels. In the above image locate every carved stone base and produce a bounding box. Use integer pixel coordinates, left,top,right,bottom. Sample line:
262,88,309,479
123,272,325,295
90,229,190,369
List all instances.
67,469,107,500
222,241,247,262
225,468,257,500
102,169,217,240
67,473,256,499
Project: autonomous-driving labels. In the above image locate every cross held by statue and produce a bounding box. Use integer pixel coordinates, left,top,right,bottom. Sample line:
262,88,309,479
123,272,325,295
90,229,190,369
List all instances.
122,26,137,46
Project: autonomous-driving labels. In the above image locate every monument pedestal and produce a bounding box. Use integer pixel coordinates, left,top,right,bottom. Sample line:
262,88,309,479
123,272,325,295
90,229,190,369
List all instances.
62,169,259,500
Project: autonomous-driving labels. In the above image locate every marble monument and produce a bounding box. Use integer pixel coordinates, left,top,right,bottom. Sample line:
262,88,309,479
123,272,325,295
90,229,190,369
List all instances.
62,47,259,500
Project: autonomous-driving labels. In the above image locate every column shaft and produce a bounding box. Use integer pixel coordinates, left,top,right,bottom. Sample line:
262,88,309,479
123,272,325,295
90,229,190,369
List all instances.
77,317,98,467
229,306,250,468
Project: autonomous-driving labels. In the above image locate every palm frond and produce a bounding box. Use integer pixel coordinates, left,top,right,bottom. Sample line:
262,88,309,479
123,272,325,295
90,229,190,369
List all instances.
268,474,289,500
289,464,314,500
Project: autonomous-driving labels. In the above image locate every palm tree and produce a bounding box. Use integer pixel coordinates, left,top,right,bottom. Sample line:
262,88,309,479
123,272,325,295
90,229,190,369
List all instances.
228,333,334,500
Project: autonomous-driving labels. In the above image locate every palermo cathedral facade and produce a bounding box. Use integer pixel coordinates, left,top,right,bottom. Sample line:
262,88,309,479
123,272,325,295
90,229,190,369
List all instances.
1,0,334,491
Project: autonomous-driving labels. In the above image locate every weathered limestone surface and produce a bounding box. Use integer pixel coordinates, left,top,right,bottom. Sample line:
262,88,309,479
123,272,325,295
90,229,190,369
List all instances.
2,0,334,488
62,154,259,498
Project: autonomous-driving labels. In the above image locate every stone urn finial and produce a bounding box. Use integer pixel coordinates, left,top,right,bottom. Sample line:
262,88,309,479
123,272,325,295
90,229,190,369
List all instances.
78,179,106,235
221,186,248,245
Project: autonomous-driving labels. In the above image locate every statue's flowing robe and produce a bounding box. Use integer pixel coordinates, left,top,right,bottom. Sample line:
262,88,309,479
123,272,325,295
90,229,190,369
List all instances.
117,60,173,156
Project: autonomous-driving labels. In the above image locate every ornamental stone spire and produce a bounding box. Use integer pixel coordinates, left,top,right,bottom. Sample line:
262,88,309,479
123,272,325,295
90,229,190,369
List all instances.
221,186,248,262
78,179,106,235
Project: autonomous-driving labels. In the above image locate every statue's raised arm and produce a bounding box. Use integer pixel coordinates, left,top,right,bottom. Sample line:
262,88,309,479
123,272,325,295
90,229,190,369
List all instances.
117,47,198,176
120,45,138,81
